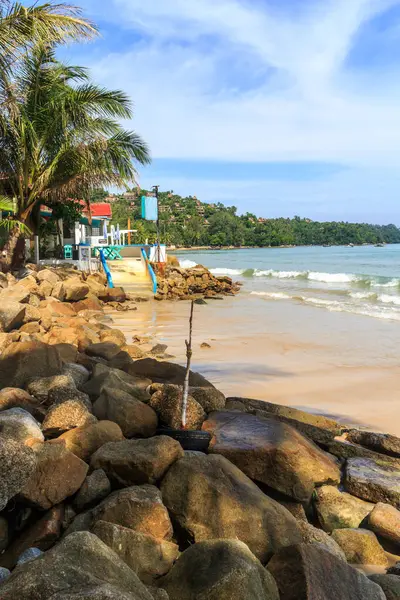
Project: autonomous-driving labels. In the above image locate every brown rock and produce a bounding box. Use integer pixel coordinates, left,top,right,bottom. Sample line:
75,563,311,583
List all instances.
20,321,41,334
90,436,184,486
93,388,157,439
161,452,302,563
345,457,400,507
92,520,179,584
27,373,78,405
326,437,400,467
58,421,124,462
42,400,97,437
86,342,122,361
0,505,64,569
267,544,386,600
0,436,37,511
0,341,64,390
203,411,340,502
18,442,88,509
41,298,76,317
314,485,374,532
0,301,26,332
159,539,279,600
124,344,145,359
331,528,388,566
38,280,54,298
82,365,150,400
73,296,103,313
99,328,127,347
189,386,225,412
296,520,346,561
73,469,111,512
23,304,41,324
369,574,400,600
98,287,127,303
44,326,80,347
62,278,90,302
149,385,205,430
92,485,173,541
368,502,400,545
37,269,60,285
127,358,214,387
347,430,400,458
0,387,41,414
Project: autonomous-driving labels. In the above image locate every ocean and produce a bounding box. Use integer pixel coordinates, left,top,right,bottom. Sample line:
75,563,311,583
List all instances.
178,244,400,322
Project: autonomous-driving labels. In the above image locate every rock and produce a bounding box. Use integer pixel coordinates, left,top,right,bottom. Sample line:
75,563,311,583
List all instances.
0,387,41,415
38,280,54,298
17,547,43,565
160,539,279,600
326,438,400,468
27,374,78,405
314,485,374,532
388,562,400,575
150,344,168,356
91,437,184,487
98,287,127,303
124,344,145,359
127,358,214,387
86,342,122,361
369,574,400,600
0,516,8,552
200,341,210,347
18,442,88,509
0,408,44,444
42,298,76,317
93,388,157,439
147,587,169,600
37,269,60,285
0,437,37,510
82,365,150,401
0,531,153,600
92,521,179,584
228,397,343,444
347,430,400,458
0,341,64,389
345,457,400,507
0,505,64,569
0,301,26,331
20,321,41,334
108,350,134,371
48,584,147,599
63,363,90,387
54,343,79,365
296,520,346,561
203,411,340,502
91,485,173,541
62,279,90,302
0,567,10,583
189,386,225,412
74,469,111,512
331,528,388,566
58,420,124,462
161,452,302,563
73,296,103,313
42,400,97,437
368,502,400,545
149,385,205,430
99,328,127,347
267,544,386,600
23,304,41,323
44,326,80,347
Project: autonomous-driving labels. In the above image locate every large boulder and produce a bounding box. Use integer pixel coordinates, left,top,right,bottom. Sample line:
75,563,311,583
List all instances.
189,386,226,412
99,328,127,347
203,411,340,502
345,457,400,507
82,365,150,401
27,374,78,405
160,452,302,563
86,343,122,361
0,436,37,510
57,421,124,462
331,528,388,566
37,269,60,285
347,430,400,458
63,279,90,302
149,385,205,430
93,388,157,439
227,397,343,444
41,297,76,317
98,287,127,303
42,400,97,437
0,341,64,390
91,437,183,487
267,544,386,600
127,358,214,387
0,531,153,600
18,441,88,509
63,363,90,388
47,585,143,599
90,485,173,541
369,574,400,600
0,387,41,415
0,407,44,444
368,502,400,545
0,301,26,331
0,504,64,569
314,485,374,532
92,520,179,584
326,437,400,467
159,539,279,600
296,520,346,561
74,469,111,512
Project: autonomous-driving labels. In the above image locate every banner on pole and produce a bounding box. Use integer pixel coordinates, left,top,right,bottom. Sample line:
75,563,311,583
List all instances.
141,196,158,221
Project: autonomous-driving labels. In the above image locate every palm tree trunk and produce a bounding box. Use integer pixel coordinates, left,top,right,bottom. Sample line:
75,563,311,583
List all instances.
0,225,22,272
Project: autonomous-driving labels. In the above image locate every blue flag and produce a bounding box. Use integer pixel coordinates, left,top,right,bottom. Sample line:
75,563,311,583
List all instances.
141,196,158,221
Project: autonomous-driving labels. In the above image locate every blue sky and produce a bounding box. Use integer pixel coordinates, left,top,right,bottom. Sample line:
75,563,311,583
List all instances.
58,0,400,223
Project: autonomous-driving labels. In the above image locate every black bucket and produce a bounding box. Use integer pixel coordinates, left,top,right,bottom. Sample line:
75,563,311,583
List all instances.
156,427,211,452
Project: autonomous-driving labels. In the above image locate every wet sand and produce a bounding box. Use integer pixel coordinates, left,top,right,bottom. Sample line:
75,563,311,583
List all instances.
111,290,400,436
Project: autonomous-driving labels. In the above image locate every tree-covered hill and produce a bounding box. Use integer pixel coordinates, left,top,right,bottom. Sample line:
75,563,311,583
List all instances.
92,188,400,247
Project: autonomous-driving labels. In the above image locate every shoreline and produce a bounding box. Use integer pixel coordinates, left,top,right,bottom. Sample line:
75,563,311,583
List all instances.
172,243,397,252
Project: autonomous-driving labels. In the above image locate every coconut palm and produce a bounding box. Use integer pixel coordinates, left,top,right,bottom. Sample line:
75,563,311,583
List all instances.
0,42,151,270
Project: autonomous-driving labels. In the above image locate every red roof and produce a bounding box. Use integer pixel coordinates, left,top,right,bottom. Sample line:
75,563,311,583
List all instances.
88,203,112,219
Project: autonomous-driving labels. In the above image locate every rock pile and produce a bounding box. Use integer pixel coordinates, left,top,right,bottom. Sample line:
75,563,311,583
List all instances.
154,264,241,301
0,268,399,599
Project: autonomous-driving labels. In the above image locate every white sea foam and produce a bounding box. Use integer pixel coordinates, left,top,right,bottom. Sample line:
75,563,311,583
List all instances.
251,291,291,300
307,272,356,283
378,294,400,306
254,269,304,278
210,268,243,275
371,279,400,288
349,292,376,300
179,259,198,269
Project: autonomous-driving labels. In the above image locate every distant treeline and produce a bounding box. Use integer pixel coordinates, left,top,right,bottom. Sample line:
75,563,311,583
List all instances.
91,188,400,247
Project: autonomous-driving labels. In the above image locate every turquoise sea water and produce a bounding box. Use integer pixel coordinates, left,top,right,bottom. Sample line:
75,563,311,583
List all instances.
177,244,400,322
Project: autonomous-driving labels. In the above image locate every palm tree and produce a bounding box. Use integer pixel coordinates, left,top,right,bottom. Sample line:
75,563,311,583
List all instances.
0,2,97,75
0,43,151,270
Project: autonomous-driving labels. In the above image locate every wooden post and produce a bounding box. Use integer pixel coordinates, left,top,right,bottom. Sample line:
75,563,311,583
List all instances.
128,218,131,245
181,301,194,429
